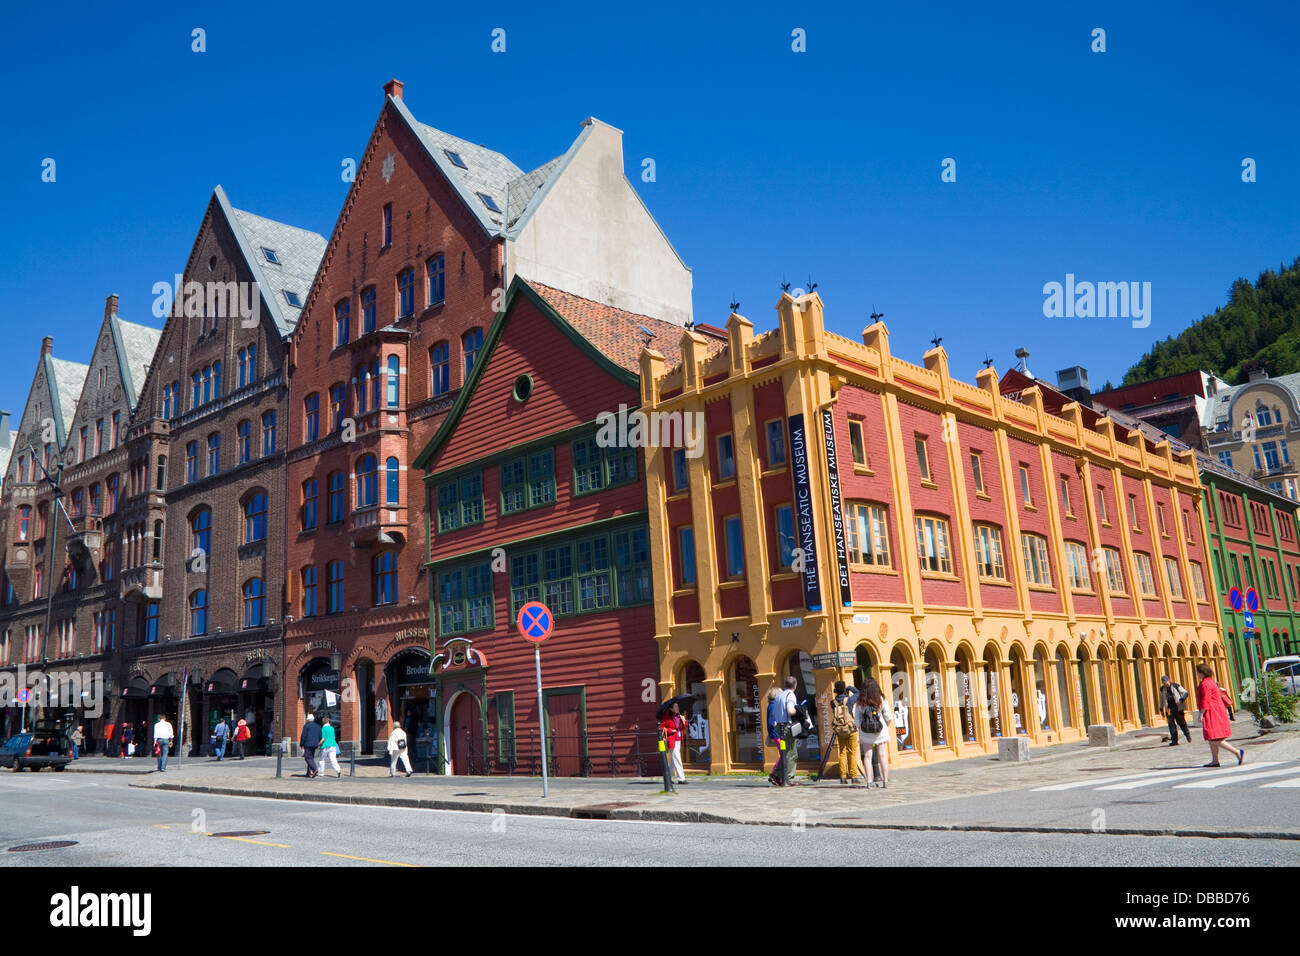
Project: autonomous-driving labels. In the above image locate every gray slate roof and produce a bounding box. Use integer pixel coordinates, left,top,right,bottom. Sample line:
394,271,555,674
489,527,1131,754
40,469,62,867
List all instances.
412,122,524,231
214,186,327,337
48,356,89,445
506,156,564,230
114,317,162,410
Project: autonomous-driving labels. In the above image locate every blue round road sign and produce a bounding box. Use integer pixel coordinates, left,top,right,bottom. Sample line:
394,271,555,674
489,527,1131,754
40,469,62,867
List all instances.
516,601,553,644
15,689,30,704
1228,587,1243,612
1245,588,1259,612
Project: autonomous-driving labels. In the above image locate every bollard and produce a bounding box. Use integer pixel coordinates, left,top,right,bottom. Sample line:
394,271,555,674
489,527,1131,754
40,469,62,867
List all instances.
349,744,355,777
275,743,283,779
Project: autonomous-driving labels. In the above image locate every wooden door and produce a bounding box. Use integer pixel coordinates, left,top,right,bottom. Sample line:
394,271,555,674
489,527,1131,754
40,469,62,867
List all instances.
449,694,481,775
545,692,583,776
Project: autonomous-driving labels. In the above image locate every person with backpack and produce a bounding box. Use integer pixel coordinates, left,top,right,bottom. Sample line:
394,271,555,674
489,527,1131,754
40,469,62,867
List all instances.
854,678,893,788
212,717,229,760
830,680,862,784
232,718,252,760
765,678,799,786
1159,675,1192,746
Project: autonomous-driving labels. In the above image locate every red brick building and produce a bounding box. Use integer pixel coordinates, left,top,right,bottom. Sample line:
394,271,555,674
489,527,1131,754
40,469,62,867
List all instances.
283,80,691,758
117,187,324,755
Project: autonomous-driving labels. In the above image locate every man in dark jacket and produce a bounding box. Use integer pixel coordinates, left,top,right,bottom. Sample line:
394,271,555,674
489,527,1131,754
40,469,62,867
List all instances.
300,713,322,778
1160,675,1192,746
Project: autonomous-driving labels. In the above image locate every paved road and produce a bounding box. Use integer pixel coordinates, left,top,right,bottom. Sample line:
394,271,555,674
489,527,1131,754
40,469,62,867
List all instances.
0,774,1294,866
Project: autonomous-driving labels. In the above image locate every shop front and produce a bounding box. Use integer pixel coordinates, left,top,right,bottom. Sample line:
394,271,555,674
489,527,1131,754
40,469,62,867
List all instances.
301,658,341,731
237,662,276,755
387,650,436,766
200,669,239,755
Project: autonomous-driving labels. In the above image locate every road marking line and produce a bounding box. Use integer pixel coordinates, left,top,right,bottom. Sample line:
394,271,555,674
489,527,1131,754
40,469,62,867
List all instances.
1172,766,1300,789
1260,777,1300,789
152,824,171,829
211,836,291,847
1034,767,1214,791
1096,761,1283,790
321,851,417,866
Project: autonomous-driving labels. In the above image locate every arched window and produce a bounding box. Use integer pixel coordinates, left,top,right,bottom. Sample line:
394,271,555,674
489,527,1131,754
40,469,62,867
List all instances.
190,508,211,556
463,328,483,379
237,420,251,464
327,471,345,522
924,647,946,746
1054,646,1074,729
36,502,48,539
16,506,30,542
329,383,346,432
386,355,400,407
1008,646,1029,735
385,457,400,505
372,551,396,606
356,365,370,414
1256,402,1274,426
727,656,760,764
303,393,320,442
430,342,450,396
891,646,914,751
397,268,415,318
356,455,377,508
301,478,318,531
185,441,198,482
189,590,209,637
983,645,1003,738
152,519,163,563
244,492,267,543
301,566,318,618
242,578,266,628
334,299,350,347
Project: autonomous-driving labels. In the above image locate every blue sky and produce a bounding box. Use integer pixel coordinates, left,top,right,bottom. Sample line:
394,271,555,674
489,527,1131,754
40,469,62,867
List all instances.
2,0,1297,422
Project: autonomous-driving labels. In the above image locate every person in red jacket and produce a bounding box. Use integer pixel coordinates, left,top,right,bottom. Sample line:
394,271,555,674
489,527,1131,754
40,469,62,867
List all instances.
232,718,252,760
1195,663,1243,768
659,702,687,785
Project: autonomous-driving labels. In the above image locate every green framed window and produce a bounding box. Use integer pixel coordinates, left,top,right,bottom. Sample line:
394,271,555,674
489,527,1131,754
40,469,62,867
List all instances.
501,449,556,514
436,472,483,532
504,526,649,620
493,692,516,768
572,437,634,496
438,561,493,635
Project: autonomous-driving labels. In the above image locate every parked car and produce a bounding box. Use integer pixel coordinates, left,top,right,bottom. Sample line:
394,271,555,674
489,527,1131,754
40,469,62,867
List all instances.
1262,656,1300,695
0,725,73,771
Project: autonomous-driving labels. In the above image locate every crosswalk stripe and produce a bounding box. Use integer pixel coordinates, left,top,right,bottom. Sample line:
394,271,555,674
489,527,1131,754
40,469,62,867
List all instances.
1172,766,1300,789
1034,767,1218,791
1260,776,1300,789
1096,761,1283,790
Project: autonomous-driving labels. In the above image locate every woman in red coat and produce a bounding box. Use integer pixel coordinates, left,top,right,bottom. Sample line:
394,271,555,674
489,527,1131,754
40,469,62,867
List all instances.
1195,663,1243,768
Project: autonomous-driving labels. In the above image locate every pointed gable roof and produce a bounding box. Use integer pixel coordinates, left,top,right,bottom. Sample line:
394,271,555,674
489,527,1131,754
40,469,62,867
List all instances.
111,315,162,410
46,354,88,447
214,185,327,337
414,278,721,471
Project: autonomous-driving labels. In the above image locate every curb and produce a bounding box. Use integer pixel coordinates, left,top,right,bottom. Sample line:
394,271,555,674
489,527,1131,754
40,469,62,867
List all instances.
136,782,1300,839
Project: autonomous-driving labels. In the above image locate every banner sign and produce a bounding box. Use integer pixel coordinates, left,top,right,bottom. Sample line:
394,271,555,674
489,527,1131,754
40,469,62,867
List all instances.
788,413,822,612
821,407,852,607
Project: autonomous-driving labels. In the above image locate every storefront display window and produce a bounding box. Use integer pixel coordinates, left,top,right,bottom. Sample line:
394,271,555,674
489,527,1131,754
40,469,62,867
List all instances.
923,648,946,746
890,647,912,750
729,656,760,764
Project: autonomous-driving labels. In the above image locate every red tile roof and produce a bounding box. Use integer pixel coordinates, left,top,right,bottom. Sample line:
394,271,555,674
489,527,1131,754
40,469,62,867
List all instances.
527,282,724,374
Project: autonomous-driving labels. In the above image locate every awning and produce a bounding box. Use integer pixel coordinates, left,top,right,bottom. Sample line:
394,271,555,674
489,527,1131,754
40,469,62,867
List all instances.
120,677,150,699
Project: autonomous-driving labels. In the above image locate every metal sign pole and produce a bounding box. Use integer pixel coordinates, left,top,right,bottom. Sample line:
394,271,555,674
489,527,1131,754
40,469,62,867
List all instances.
177,668,188,769
534,644,548,798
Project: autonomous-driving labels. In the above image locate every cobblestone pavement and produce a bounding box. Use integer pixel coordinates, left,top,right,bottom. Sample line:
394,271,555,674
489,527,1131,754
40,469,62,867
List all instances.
68,719,1297,833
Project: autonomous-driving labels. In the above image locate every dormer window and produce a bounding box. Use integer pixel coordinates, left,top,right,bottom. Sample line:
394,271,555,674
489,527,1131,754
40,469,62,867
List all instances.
444,149,467,169
284,290,302,307
261,247,280,264
476,192,501,213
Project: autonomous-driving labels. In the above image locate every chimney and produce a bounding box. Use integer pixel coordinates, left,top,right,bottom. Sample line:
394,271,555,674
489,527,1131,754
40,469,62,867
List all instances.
384,78,404,102
1056,366,1093,408
41,336,53,356
0,411,11,450
104,293,118,322
1247,365,1268,382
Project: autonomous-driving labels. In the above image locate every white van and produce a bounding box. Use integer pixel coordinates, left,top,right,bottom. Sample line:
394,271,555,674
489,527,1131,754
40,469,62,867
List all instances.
1261,656,1300,695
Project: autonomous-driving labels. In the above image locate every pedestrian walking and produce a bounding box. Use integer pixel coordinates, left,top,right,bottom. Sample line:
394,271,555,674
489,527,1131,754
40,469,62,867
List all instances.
830,681,862,784
855,678,893,788
319,718,341,777
765,677,799,787
70,725,84,760
212,717,229,760
1195,663,1244,768
388,723,413,776
1158,675,1192,746
233,718,252,760
659,701,688,785
153,715,175,772
121,723,134,759
300,713,323,778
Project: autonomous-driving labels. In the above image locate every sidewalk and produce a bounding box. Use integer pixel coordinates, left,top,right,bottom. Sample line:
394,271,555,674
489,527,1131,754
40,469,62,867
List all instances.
117,720,1299,836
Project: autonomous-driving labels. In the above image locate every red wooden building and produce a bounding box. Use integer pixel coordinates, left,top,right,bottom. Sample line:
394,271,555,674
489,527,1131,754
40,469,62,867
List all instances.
414,279,720,774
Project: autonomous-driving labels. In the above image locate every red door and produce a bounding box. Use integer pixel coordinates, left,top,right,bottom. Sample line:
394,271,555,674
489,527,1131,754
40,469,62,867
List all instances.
545,692,583,776
449,694,482,775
